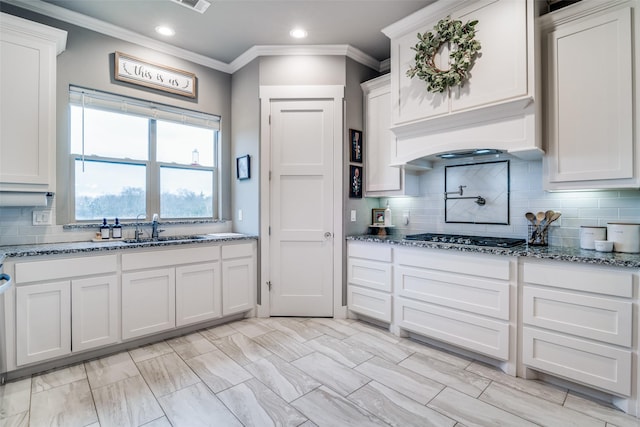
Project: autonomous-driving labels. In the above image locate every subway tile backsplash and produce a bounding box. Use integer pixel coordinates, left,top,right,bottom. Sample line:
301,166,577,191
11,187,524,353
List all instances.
381,158,640,248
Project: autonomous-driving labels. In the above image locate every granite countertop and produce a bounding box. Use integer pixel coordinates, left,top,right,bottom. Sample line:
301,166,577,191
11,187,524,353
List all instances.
0,233,258,259
347,235,640,269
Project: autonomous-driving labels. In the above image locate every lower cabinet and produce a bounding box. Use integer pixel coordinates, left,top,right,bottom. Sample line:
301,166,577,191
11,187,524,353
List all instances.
71,275,118,352
347,242,393,322
221,243,256,316
176,262,221,327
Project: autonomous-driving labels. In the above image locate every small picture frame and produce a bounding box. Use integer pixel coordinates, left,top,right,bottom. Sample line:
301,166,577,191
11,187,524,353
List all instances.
349,129,363,163
236,155,250,180
349,165,362,198
372,208,385,225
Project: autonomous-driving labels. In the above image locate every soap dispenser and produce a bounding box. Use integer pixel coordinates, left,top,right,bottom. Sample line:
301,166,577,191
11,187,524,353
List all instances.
100,218,110,239
384,202,392,226
112,218,122,239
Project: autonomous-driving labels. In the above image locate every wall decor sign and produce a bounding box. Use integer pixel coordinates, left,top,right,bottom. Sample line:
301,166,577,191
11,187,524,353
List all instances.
114,51,197,98
349,129,363,163
237,155,250,180
349,165,362,198
372,208,385,225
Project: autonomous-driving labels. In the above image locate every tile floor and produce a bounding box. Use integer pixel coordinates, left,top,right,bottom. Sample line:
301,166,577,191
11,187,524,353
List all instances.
1,317,638,427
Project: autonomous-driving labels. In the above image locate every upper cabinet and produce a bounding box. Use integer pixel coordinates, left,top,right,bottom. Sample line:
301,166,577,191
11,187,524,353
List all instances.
541,0,640,190
0,13,67,193
382,0,542,163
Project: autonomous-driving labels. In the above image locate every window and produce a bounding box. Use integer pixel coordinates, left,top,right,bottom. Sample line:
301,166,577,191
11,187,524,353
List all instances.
69,87,220,221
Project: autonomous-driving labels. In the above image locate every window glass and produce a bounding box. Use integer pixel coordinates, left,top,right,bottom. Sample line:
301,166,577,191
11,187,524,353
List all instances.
75,160,146,220
70,106,148,159
156,120,215,167
160,167,213,218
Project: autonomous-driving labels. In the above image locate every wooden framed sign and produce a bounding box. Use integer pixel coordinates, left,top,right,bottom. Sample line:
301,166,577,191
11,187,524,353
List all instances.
114,51,196,98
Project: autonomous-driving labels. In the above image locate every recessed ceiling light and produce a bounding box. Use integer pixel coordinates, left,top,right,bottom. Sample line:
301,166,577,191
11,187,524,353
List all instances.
289,28,308,39
155,26,175,36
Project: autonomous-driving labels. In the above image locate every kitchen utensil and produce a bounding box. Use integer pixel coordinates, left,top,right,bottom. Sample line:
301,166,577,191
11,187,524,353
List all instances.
544,210,554,224
594,240,613,252
541,212,562,233
525,212,536,225
536,212,545,226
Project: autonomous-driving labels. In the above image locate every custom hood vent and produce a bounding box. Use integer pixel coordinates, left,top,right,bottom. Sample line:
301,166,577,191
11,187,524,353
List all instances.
437,149,503,160
170,0,210,14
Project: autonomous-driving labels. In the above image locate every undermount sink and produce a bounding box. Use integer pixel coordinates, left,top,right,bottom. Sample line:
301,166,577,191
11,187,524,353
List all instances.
123,235,207,244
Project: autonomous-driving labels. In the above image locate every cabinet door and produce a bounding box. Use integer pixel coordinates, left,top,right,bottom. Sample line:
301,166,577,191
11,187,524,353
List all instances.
122,269,175,340
176,262,221,327
546,7,634,185
222,258,254,316
16,281,71,366
71,275,118,352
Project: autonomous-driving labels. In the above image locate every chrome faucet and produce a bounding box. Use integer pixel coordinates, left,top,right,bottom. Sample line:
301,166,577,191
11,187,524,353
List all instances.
151,213,164,240
134,213,146,241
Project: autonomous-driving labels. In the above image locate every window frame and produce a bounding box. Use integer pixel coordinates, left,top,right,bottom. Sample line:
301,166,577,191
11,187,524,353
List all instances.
68,87,220,222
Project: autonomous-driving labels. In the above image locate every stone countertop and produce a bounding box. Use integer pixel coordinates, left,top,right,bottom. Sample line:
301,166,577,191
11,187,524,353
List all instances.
347,235,640,269
0,233,258,259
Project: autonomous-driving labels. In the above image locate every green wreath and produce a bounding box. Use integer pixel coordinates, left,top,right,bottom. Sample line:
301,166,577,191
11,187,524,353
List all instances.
406,17,481,94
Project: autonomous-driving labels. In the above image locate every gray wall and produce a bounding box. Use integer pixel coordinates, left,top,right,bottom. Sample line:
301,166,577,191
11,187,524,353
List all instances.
0,4,232,225
259,56,346,85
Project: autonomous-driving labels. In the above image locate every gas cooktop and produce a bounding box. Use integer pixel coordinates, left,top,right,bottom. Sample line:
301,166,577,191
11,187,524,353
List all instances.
404,233,526,248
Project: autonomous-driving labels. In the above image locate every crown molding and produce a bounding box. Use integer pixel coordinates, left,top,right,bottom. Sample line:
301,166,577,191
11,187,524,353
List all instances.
382,0,474,38
3,0,383,74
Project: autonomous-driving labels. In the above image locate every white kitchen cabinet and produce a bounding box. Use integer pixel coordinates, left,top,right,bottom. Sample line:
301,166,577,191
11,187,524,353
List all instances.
394,247,515,363
347,242,393,323
0,13,66,192
71,275,118,352
361,75,420,197
541,1,640,190
16,281,71,366
122,269,176,340
521,259,634,396
221,242,256,316
176,262,221,327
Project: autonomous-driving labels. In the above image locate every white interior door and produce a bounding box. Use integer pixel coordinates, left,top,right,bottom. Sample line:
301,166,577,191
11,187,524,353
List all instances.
269,99,335,317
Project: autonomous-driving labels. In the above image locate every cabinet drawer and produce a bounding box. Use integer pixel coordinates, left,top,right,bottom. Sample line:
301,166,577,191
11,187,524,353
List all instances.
396,266,509,320
523,286,632,347
348,258,392,292
122,246,220,271
222,242,254,259
348,242,392,262
522,262,632,298
523,327,631,396
348,285,392,322
395,297,509,360
15,255,117,283
396,247,511,280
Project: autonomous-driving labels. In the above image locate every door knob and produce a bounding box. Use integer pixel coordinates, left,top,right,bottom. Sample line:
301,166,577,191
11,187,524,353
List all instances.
324,232,333,239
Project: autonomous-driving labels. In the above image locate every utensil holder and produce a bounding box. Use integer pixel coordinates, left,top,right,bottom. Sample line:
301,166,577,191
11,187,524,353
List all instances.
528,224,548,246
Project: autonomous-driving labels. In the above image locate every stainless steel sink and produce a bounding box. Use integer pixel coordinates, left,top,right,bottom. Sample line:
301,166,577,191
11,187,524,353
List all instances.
123,235,207,244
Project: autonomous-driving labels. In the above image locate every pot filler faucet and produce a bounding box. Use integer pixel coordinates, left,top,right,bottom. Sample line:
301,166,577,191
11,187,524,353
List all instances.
444,185,486,206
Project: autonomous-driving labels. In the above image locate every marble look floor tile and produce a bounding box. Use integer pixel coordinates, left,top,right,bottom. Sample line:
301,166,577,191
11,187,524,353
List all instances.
92,375,164,427
349,320,399,344
136,352,200,397
465,361,567,404
31,364,87,394
297,421,318,427
85,351,140,390
269,318,324,342
292,386,387,427
245,355,321,402
292,352,371,396
211,332,272,366
0,411,29,427
185,349,252,393
345,332,414,364
230,318,274,338
303,318,359,339
306,335,374,368
129,341,174,363
217,378,308,427
140,416,172,427
399,353,490,398
429,387,538,427
564,393,640,427
348,381,456,427
355,356,443,405
159,382,242,427
29,379,97,427
399,339,473,370
166,332,217,360
479,382,604,427
199,323,237,341
252,330,314,362
0,378,31,419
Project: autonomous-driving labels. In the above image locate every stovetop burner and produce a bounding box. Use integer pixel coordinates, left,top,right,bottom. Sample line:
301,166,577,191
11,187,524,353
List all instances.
404,233,525,248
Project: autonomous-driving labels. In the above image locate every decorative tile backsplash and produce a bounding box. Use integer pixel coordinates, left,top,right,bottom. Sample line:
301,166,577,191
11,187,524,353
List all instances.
381,157,640,248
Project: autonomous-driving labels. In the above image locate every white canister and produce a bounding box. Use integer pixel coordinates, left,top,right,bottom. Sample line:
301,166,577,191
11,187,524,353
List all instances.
580,226,607,250
607,223,640,253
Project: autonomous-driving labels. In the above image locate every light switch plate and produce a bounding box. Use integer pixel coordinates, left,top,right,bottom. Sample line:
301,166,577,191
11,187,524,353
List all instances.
350,210,356,222
32,210,52,226
238,209,243,221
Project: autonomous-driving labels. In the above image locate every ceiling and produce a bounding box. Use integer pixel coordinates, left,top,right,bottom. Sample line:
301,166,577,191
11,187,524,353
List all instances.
7,0,433,70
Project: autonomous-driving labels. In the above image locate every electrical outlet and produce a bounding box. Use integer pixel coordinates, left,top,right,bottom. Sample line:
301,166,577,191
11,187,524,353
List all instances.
403,210,410,225
238,209,243,221
350,210,356,222
32,210,52,226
